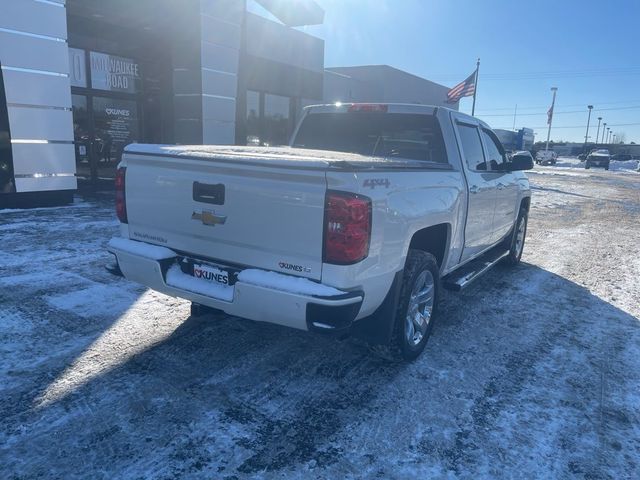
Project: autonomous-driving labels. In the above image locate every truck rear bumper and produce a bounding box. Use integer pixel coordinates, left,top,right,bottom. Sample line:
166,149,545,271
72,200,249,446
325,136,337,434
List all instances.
107,239,363,332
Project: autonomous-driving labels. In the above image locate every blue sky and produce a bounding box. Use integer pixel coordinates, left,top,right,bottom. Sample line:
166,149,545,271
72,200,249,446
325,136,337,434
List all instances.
254,0,640,144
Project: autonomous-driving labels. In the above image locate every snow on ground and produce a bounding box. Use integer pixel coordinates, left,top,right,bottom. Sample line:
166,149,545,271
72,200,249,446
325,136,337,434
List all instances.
1,172,639,479
547,156,639,172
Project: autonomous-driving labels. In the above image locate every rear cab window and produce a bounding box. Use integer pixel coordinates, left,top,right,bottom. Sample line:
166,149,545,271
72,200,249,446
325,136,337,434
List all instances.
292,112,448,164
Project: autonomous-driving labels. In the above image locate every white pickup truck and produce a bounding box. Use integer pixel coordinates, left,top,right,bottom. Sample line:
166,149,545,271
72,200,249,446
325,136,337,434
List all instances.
107,104,533,360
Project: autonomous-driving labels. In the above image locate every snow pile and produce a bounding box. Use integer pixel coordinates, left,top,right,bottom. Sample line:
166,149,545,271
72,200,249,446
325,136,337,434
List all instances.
108,237,175,260
166,265,234,302
238,269,344,297
609,159,640,171
545,157,639,172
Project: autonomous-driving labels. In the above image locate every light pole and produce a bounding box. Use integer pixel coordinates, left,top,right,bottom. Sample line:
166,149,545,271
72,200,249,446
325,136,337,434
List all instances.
606,128,610,144
595,117,602,145
584,105,593,151
546,87,558,151
602,122,607,143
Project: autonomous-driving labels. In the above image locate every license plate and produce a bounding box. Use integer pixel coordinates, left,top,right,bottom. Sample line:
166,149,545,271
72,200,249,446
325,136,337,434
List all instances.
193,263,233,287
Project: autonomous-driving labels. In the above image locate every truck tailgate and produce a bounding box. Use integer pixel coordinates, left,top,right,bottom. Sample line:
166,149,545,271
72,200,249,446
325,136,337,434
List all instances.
123,152,327,281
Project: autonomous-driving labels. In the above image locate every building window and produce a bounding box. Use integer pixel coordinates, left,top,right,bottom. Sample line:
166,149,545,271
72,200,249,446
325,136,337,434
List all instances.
246,90,261,145
295,98,317,126
0,63,15,194
263,94,290,146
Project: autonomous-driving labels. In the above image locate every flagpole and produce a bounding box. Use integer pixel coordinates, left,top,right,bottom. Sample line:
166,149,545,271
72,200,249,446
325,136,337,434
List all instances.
471,58,480,116
546,87,558,151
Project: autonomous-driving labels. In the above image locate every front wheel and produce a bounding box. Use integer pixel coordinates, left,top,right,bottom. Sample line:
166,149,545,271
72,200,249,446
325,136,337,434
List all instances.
585,161,591,169
504,209,528,265
386,250,440,361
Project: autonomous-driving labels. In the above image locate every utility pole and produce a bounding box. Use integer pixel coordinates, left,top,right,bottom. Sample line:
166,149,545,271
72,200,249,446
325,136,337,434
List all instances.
602,122,607,143
545,87,558,151
512,104,518,131
583,105,593,152
595,117,602,145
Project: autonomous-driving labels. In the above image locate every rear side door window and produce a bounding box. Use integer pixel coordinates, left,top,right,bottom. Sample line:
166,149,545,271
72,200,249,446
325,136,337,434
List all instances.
481,129,508,172
457,123,486,171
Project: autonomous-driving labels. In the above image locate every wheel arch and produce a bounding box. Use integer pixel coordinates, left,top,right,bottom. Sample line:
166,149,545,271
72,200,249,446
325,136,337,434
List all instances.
407,223,451,270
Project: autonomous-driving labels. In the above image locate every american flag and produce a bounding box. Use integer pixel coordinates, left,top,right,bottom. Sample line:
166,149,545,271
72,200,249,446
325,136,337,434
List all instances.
446,71,477,104
547,104,554,125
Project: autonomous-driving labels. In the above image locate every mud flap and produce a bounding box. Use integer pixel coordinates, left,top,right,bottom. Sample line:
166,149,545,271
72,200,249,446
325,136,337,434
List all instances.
350,270,403,345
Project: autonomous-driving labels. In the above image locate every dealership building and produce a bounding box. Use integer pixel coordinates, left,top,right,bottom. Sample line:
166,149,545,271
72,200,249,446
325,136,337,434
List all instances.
0,0,454,207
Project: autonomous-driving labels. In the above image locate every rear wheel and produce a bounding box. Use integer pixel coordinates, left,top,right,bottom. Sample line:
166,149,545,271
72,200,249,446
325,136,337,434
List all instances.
382,250,440,361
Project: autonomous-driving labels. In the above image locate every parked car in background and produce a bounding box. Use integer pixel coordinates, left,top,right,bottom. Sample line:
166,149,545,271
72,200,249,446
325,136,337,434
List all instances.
585,149,610,170
536,150,557,165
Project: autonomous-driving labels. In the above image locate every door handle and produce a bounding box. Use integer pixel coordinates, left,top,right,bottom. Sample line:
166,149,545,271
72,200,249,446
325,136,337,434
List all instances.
469,185,480,194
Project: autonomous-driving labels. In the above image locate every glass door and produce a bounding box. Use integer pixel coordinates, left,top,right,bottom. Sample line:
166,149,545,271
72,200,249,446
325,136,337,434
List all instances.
92,96,139,181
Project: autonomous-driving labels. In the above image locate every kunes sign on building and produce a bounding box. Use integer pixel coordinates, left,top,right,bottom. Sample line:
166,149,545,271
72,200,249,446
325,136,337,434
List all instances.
90,52,140,94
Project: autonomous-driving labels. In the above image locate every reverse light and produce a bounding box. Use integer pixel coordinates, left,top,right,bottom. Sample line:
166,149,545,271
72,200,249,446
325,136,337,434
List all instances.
115,167,128,224
324,191,372,265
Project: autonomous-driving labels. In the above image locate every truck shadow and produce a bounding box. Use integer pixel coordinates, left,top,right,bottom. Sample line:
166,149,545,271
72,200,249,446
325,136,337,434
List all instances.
6,261,640,477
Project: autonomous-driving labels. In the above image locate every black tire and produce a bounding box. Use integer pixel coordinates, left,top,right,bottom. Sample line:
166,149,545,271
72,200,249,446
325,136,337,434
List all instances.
585,161,591,169
381,250,440,362
605,163,610,171
504,208,528,265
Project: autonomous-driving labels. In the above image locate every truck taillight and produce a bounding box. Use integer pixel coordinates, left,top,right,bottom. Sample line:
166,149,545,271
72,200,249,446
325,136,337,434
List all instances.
115,167,128,224
324,191,371,265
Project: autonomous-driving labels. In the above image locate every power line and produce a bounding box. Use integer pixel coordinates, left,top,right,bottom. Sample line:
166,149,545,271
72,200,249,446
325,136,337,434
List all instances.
492,122,640,129
475,99,640,112
478,105,640,117
430,66,640,82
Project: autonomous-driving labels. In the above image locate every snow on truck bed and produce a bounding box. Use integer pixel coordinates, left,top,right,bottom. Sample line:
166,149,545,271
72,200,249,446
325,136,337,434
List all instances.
124,144,448,170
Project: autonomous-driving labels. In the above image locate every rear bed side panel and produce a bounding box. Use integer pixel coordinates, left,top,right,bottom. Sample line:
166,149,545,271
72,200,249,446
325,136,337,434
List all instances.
324,168,465,319
123,153,327,281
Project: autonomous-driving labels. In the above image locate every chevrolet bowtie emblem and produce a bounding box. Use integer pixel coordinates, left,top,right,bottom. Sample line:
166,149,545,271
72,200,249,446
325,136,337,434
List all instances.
192,210,227,226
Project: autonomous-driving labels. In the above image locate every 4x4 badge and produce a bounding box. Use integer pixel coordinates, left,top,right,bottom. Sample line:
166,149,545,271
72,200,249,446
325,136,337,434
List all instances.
192,210,227,226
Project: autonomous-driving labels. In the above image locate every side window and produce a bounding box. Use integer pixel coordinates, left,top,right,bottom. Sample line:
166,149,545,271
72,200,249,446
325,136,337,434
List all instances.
481,129,507,171
457,123,486,171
